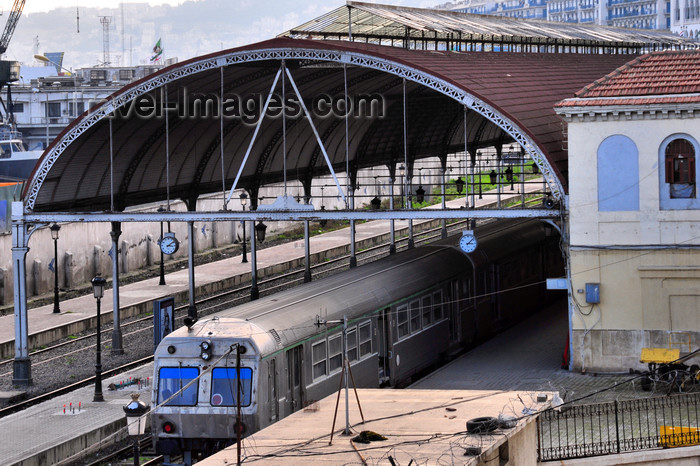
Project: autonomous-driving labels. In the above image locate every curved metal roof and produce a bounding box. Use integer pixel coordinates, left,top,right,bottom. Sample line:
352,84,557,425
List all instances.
24,38,635,213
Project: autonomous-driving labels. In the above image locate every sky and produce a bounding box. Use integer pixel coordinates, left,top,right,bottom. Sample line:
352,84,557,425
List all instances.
5,0,438,68
21,0,436,14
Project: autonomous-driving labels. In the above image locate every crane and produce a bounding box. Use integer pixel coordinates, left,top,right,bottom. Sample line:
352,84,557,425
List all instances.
0,0,27,125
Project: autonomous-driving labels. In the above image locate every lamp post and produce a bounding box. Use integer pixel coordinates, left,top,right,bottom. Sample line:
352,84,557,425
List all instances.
123,393,150,466
240,193,248,263
92,274,106,402
50,223,61,314
157,206,165,286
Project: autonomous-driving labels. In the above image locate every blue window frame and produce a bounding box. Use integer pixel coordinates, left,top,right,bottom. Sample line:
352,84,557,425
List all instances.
210,367,253,407
158,367,199,406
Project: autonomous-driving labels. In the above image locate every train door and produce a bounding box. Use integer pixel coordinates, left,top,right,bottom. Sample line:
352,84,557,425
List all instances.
490,264,502,330
449,281,462,345
377,308,393,385
268,358,278,424
286,346,304,414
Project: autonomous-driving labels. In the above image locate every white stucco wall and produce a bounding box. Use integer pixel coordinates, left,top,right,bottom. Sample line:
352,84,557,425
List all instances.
562,108,700,371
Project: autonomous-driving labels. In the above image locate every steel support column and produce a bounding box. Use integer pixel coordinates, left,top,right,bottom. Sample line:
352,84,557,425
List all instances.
109,221,124,355
304,220,311,282
389,175,396,255
187,221,197,319
441,160,447,239
349,220,357,268
11,209,31,386
250,220,259,300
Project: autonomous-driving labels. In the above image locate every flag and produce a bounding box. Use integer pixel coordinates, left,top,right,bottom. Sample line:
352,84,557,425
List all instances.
48,258,55,273
201,225,207,238
108,245,114,259
151,38,163,62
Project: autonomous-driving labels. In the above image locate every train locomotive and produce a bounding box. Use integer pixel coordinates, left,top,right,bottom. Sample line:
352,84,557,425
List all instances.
150,219,563,463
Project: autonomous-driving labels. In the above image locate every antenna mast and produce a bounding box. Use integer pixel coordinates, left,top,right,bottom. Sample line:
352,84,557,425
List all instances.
99,16,112,66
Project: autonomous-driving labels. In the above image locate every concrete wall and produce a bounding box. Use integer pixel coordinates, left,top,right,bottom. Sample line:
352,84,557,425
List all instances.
562,107,700,372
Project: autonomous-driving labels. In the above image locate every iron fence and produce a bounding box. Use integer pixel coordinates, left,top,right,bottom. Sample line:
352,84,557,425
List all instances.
537,392,700,461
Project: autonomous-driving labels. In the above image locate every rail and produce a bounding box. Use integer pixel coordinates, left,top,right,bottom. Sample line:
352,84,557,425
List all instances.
537,392,700,461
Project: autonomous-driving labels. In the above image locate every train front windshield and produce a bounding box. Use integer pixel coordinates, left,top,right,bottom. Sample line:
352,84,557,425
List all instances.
210,367,253,407
158,367,199,406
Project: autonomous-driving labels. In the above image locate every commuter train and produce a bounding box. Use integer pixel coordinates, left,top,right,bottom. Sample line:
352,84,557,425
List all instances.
150,219,563,462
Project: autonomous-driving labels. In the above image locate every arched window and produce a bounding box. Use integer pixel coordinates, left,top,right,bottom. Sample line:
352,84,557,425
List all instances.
665,138,696,199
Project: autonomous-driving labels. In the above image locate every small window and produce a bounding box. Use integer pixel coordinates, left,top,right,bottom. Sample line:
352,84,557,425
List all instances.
433,290,443,321
68,101,85,117
210,367,253,407
665,138,696,198
422,295,433,327
410,300,421,332
359,321,372,357
312,340,327,380
397,305,409,338
46,102,61,118
328,334,343,373
158,367,199,406
11,103,23,113
347,327,358,362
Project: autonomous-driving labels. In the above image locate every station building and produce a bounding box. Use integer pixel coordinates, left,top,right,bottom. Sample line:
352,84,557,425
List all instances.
555,50,700,372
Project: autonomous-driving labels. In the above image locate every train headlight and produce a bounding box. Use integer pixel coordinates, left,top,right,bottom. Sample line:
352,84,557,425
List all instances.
200,340,212,360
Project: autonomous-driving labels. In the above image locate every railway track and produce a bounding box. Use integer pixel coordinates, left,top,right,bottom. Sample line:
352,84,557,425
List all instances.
0,220,469,420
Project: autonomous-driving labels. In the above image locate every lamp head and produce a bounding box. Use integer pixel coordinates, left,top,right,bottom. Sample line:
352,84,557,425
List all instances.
50,223,61,240
91,274,106,299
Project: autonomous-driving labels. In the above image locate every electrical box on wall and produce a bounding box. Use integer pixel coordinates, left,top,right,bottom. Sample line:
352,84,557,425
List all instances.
585,283,600,304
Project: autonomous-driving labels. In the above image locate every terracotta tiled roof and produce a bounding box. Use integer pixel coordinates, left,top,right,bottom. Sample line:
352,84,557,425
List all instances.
556,94,700,107
574,50,700,99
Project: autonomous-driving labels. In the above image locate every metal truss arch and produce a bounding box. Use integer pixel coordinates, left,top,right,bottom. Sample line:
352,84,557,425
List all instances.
24,44,565,212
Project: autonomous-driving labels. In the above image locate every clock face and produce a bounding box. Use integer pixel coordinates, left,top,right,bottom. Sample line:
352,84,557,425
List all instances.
459,234,477,253
160,234,179,255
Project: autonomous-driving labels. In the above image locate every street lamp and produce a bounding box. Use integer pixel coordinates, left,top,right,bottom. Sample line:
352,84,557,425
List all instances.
157,206,166,285
50,223,61,314
91,274,106,402
123,393,150,466
240,193,248,263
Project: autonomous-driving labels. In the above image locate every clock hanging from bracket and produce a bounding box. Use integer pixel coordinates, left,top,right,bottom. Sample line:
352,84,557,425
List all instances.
459,230,478,253
160,232,179,255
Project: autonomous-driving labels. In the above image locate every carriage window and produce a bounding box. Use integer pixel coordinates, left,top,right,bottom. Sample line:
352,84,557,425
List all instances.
359,321,372,357
210,367,253,407
347,327,358,362
312,340,327,380
397,305,409,338
422,295,433,327
410,300,421,332
158,367,199,406
433,290,443,321
328,334,343,373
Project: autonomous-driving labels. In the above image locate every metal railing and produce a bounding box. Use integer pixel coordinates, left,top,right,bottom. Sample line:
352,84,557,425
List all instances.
537,392,700,461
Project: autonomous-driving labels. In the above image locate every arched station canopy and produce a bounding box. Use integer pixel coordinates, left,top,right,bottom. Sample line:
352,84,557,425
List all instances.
23,37,636,214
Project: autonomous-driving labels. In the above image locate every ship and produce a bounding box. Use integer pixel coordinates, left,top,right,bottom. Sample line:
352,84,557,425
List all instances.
0,124,42,181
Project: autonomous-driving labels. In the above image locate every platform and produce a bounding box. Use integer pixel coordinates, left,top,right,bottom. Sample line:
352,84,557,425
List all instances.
0,363,153,466
200,388,552,465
